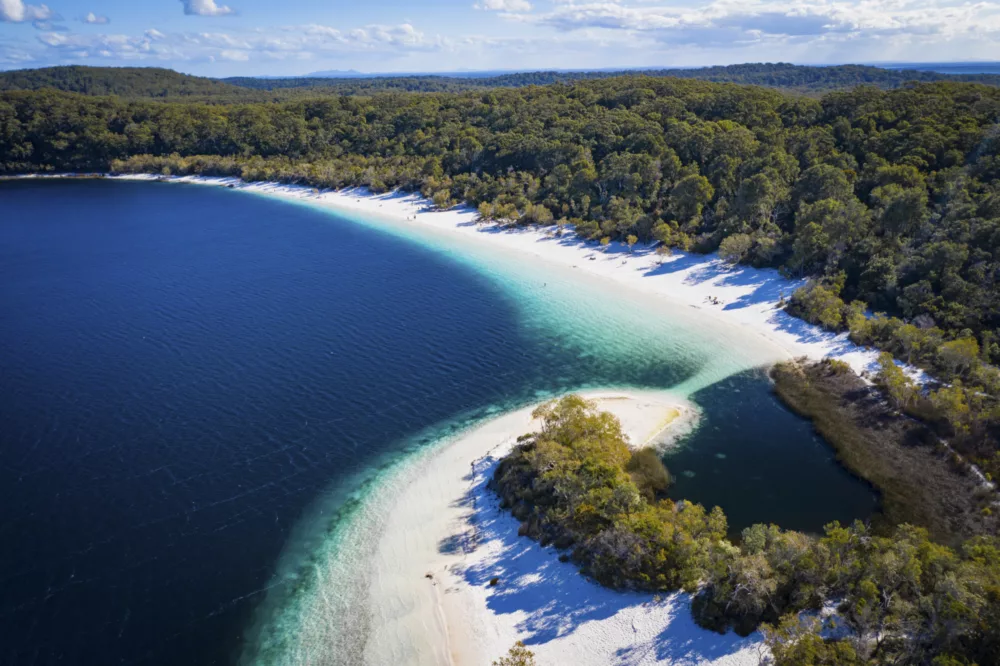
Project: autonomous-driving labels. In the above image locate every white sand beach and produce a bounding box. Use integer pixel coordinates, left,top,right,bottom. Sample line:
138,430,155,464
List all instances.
362,389,762,666
107,173,904,381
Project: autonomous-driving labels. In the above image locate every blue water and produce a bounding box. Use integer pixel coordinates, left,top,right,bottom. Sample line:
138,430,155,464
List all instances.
0,179,876,666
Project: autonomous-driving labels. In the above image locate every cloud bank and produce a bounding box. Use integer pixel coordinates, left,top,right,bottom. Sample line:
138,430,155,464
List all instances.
23,22,444,66
3,0,1000,73
500,0,1000,47
476,0,533,11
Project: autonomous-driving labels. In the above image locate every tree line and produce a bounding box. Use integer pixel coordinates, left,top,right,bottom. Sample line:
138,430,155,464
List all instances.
0,66,254,101
7,63,1000,102
492,395,1000,665
223,63,1000,96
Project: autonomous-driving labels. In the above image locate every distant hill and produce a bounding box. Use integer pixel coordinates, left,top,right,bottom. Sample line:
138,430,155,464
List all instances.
6,62,1000,102
0,66,246,99
224,62,1000,95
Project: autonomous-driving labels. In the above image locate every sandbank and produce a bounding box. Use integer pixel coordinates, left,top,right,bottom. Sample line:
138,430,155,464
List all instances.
362,389,761,666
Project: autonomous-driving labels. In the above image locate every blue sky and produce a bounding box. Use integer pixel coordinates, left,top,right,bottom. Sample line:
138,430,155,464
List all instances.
1,0,998,76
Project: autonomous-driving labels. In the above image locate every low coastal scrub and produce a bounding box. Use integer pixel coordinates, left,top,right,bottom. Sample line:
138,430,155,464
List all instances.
493,395,1000,665
789,280,1000,481
493,642,536,666
771,359,998,543
493,395,725,591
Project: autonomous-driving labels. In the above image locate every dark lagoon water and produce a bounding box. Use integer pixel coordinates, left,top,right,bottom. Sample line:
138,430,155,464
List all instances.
0,179,876,666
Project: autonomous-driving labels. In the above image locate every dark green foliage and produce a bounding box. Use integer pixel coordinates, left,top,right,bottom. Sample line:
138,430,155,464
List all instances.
626,447,671,500
0,66,251,101
221,63,1000,95
496,396,1000,665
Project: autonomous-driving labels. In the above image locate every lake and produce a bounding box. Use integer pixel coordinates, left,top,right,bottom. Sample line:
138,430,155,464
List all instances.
0,179,876,665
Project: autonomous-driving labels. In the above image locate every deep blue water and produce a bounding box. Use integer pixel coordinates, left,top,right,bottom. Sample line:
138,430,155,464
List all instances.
0,180,876,666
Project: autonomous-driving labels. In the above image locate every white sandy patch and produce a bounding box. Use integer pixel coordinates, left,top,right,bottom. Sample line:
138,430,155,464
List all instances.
105,174,914,381
363,389,762,666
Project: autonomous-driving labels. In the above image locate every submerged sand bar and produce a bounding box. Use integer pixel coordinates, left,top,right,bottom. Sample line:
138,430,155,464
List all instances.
363,390,759,666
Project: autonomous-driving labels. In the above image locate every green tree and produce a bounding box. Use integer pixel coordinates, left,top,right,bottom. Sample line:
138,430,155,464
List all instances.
668,174,714,228
875,352,918,410
764,616,863,666
790,281,846,329
493,641,536,666
718,233,752,264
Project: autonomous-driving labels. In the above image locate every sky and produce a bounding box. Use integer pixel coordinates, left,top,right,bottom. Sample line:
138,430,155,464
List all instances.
1,0,998,76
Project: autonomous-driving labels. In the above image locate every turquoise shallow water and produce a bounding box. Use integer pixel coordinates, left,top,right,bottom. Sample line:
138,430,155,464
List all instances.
0,179,876,666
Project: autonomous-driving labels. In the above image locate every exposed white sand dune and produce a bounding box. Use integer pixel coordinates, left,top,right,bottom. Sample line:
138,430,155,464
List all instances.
363,389,762,666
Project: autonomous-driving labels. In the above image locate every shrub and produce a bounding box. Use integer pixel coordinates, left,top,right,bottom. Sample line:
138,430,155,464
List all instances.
493,642,536,666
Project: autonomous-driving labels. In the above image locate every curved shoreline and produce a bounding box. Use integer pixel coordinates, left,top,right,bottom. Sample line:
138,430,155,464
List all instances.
5,174,877,663
361,389,763,666
9,172,899,378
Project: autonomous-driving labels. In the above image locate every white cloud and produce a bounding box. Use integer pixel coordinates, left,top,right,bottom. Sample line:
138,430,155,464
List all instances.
1,0,53,22
81,11,110,24
219,48,249,60
504,0,1000,47
181,0,236,17
13,0,1000,73
27,21,445,68
476,0,533,11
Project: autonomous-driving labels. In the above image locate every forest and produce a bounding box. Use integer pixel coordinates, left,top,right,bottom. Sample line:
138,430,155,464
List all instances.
492,395,1000,666
0,65,250,100
1,69,998,472
223,63,1000,95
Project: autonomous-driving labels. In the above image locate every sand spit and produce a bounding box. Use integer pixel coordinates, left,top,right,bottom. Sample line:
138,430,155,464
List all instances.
361,389,761,666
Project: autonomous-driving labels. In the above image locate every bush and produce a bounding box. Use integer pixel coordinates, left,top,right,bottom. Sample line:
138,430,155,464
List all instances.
718,233,753,264
626,447,671,499
493,642,536,666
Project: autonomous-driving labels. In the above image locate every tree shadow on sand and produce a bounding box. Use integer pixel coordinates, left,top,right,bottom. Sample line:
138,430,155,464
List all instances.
442,456,762,662
614,594,764,666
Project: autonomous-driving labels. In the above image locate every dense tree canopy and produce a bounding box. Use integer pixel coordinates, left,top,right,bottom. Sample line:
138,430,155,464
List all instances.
494,396,1000,666
222,63,1000,96
7,63,1000,102
0,66,250,100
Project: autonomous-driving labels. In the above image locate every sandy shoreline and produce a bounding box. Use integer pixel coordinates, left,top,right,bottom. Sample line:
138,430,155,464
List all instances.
363,389,761,666
10,173,882,663
85,172,897,377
